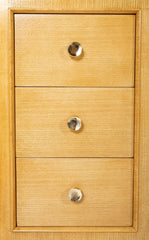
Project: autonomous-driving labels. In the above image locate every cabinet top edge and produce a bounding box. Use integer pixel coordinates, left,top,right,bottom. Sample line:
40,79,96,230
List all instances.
9,8,141,14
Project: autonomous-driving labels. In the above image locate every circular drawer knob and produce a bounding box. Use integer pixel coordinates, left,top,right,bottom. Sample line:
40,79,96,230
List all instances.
68,188,83,202
67,116,82,131
68,42,82,57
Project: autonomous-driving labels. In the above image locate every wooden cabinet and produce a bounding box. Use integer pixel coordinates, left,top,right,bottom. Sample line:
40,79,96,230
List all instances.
14,12,135,230
1,2,149,240
14,11,136,231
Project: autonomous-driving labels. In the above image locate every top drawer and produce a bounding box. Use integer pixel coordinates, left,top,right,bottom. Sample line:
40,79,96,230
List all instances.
15,14,135,87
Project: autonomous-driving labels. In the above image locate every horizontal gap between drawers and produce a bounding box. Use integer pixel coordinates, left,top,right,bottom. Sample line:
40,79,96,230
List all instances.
15,86,134,88
16,157,134,159
14,13,136,15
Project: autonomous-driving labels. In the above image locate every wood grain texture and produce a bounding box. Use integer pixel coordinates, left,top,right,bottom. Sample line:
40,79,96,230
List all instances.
15,14,135,87
132,11,141,231
15,88,134,158
9,0,149,10
0,2,12,240
0,1,148,240
16,158,133,227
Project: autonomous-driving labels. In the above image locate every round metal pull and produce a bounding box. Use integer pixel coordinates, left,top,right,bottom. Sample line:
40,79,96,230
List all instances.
68,42,82,57
67,116,82,131
68,188,83,202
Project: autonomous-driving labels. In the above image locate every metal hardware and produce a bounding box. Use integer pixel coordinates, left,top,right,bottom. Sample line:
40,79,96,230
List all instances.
68,42,82,57
68,188,83,202
67,116,82,131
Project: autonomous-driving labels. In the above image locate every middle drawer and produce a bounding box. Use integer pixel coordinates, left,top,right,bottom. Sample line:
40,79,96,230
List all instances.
15,88,134,158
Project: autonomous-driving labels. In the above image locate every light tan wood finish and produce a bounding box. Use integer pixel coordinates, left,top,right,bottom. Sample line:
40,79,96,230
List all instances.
15,14,135,87
17,158,133,227
132,11,141,231
15,88,134,158
1,3,148,240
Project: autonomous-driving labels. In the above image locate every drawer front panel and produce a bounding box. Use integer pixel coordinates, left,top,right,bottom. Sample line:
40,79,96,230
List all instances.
17,158,133,227
15,88,134,158
15,14,135,87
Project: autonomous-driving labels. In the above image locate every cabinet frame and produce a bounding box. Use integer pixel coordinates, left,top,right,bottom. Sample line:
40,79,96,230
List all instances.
8,8,141,233
2,1,149,239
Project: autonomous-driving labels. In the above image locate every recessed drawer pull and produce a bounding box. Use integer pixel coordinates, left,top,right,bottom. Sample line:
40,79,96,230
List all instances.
68,188,83,202
67,116,82,131
68,42,82,57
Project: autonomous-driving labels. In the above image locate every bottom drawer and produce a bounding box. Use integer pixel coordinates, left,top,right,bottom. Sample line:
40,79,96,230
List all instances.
17,158,133,227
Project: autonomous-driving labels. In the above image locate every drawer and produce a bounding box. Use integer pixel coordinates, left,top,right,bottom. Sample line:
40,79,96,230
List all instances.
17,158,133,227
15,88,134,158
15,14,135,87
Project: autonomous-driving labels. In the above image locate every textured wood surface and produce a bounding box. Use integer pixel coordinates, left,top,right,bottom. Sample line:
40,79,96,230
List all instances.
17,158,133,227
15,88,134,158
15,14,135,87
0,1,149,240
9,1,149,9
